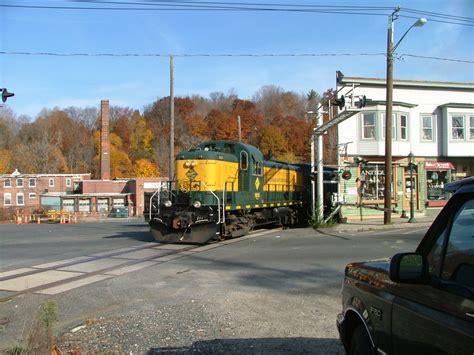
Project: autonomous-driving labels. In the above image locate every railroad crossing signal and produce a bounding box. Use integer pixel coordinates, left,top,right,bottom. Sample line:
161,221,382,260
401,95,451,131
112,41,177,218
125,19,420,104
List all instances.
1,88,15,102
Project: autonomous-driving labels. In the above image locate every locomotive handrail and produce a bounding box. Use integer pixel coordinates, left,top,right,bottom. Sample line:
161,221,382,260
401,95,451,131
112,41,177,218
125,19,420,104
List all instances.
223,179,236,224
148,189,160,221
201,182,221,224
222,182,226,224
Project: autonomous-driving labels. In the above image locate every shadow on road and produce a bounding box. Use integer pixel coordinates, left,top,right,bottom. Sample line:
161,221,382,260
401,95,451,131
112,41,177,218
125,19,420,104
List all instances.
179,252,344,296
147,337,343,354
103,230,155,242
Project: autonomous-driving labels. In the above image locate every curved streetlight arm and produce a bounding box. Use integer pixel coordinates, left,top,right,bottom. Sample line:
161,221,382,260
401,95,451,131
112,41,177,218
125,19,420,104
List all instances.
392,18,427,54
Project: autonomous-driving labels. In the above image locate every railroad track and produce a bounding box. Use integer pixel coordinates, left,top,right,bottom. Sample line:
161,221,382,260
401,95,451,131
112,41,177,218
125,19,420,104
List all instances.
0,228,281,303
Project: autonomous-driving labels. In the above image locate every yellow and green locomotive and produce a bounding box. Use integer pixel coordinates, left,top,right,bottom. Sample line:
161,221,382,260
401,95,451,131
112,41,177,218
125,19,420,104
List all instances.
149,140,312,243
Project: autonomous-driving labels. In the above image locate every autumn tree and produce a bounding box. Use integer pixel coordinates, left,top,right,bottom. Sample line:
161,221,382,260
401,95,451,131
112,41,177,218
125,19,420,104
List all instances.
257,125,287,160
253,85,307,124
0,107,18,150
231,99,264,145
63,106,99,131
133,159,160,177
0,149,12,173
130,113,155,161
206,109,236,141
209,90,238,112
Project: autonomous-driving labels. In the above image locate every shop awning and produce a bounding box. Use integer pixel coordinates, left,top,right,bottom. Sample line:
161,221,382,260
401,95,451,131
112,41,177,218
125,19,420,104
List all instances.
425,161,455,171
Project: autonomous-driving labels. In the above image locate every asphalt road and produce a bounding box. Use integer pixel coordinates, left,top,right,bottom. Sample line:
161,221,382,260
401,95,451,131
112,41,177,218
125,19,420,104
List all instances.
0,221,428,354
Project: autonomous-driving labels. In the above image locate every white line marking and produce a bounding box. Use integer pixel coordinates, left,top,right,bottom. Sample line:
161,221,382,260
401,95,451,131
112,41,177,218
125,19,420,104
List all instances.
37,274,112,295
32,256,94,269
90,247,138,257
104,261,157,276
0,270,82,292
0,268,36,278
58,258,130,273
112,248,169,260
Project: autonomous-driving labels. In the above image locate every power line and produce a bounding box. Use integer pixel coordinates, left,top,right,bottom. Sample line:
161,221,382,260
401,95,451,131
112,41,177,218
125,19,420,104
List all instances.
400,14,474,27
1,50,472,64
402,7,474,23
0,3,393,16
2,2,473,26
72,0,393,11
0,51,386,57
400,54,474,64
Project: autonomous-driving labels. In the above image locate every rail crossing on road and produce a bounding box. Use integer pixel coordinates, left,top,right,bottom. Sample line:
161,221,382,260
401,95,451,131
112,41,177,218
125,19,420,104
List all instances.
0,228,280,302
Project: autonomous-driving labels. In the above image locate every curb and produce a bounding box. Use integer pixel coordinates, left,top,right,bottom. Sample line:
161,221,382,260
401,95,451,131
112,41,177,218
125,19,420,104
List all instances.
317,221,433,234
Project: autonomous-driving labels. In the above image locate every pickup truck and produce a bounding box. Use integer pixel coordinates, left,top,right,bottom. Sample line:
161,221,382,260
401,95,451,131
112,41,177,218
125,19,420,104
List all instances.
337,177,474,355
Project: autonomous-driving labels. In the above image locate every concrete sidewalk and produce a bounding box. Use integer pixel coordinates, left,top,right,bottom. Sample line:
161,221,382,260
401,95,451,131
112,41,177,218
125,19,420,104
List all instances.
319,213,438,234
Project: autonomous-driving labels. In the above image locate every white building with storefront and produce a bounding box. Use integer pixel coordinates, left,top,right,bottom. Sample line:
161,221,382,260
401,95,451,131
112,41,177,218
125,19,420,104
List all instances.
334,72,474,219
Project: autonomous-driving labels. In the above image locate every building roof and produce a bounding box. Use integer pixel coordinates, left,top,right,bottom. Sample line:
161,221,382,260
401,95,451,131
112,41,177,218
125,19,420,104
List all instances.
365,100,418,108
0,172,90,178
438,103,474,109
336,71,474,90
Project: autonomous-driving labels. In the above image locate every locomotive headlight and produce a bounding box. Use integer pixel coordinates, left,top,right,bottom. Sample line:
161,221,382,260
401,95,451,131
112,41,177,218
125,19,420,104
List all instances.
190,161,197,167
184,161,191,168
193,200,202,209
164,200,173,208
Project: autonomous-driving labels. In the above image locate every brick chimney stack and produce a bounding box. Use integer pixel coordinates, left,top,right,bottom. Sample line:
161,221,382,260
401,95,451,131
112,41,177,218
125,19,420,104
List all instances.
100,100,111,180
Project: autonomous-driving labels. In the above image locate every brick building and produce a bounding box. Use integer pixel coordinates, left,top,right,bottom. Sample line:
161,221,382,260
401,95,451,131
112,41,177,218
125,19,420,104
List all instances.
0,169,91,216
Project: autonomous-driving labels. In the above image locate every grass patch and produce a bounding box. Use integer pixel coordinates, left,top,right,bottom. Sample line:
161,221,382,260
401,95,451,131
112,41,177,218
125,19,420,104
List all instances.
6,300,59,354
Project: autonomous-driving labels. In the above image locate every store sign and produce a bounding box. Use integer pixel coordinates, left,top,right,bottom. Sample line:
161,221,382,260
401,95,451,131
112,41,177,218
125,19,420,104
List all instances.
425,161,455,171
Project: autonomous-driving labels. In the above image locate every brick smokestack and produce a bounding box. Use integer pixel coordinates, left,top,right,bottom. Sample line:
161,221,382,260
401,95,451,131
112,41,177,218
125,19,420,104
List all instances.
100,100,111,180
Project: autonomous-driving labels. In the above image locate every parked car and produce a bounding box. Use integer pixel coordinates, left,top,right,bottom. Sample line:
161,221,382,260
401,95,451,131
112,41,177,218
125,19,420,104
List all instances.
337,177,474,355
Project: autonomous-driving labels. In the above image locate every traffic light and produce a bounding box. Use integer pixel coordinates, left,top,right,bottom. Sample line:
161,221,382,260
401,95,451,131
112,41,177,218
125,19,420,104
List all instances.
1,88,15,103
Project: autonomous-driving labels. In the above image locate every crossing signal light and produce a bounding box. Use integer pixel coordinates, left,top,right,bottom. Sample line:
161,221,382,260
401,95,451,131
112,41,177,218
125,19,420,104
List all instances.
334,95,345,110
357,95,367,108
341,170,352,180
1,88,15,103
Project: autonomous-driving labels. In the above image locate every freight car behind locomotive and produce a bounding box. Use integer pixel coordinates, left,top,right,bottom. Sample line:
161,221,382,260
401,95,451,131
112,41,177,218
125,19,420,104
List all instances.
148,140,317,243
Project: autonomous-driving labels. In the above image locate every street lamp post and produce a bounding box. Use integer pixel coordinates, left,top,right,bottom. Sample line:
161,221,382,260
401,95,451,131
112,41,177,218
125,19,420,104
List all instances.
408,152,416,223
384,8,426,224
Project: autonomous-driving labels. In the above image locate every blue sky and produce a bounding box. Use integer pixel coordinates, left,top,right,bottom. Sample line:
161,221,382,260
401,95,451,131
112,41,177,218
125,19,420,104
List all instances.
1,0,473,118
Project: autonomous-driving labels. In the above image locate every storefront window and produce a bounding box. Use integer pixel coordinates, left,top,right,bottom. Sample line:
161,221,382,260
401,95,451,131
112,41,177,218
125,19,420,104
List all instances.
359,164,394,201
427,171,451,200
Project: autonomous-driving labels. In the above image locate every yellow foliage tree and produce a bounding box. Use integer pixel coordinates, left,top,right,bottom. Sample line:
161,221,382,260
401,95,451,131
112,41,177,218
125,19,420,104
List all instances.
0,149,12,173
110,133,133,178
133,159,160,177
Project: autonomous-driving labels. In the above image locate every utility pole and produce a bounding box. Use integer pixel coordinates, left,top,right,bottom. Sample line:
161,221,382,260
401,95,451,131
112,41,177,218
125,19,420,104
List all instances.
237,115,242,142
384,7,398,225
169,56,175,181
310,133,315,214
384,8,425,225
